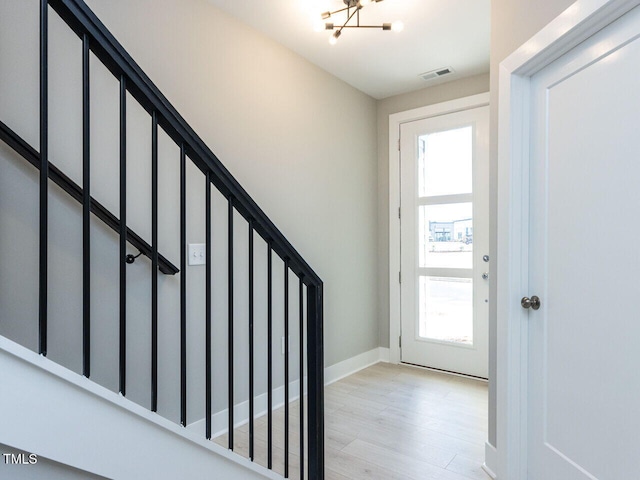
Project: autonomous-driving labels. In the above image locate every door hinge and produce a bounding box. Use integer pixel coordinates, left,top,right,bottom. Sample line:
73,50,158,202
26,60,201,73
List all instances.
398,207,401,219
399,271,401,283
398,139,401,151
399,336,402,348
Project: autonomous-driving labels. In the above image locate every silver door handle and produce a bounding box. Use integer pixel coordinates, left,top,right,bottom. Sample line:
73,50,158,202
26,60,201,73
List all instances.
521,296,541,310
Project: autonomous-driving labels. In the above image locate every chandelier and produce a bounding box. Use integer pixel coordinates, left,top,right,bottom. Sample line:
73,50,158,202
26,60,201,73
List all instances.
315,0,404,45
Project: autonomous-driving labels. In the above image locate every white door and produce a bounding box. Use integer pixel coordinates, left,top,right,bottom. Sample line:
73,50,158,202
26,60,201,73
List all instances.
400,106,489,378
527,5,640,478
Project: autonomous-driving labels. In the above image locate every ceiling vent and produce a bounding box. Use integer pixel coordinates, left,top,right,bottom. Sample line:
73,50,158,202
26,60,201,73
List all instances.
419,67,454,82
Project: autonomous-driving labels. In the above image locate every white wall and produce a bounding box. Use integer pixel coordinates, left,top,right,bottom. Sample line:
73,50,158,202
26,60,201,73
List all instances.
89,0,380,372
488,0,576,449
0,0,378,432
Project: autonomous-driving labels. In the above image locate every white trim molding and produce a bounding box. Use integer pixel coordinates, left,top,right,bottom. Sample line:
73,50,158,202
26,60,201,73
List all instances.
387,92,490,365
187,380,302,439
325,347,389,385
0,336,276,480
482,441,498,479
496,1,639,479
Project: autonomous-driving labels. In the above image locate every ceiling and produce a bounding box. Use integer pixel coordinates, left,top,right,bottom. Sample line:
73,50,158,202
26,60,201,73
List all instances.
204,0,490,99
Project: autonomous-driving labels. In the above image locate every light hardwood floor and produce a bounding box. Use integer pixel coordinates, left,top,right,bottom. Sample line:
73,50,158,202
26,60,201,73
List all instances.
214,362,490,480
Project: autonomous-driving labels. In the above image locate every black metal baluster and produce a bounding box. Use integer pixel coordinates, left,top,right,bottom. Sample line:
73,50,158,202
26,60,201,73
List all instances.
299,276,305,480
307,282,324,480
284,259,290,478
39,0,48,357
180,144,187,427
119,75,127,395
248,220,254,461
228,197,234,450
205,172,212,440
82,33,90,377
151,111,158,412
267,243,273,470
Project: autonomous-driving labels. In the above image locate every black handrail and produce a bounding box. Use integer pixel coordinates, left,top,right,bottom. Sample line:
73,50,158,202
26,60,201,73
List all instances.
0,120,179,275
49,0,321,287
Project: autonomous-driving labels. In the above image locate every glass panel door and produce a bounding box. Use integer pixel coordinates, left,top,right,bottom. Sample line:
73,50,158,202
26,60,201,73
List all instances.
400,105,489,377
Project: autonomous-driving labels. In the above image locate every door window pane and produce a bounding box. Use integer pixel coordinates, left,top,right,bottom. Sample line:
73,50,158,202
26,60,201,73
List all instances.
419,203,473,268
419,276,473,345
418,126,472,197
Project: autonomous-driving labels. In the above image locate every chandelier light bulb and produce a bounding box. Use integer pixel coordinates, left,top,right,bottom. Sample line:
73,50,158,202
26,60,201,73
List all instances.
360,0,373,6
313,20,325,32
391,20,404,32
329,30,341,45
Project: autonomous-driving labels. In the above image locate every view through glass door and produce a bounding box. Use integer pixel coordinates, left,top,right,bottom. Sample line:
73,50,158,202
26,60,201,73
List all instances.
400,105,489,378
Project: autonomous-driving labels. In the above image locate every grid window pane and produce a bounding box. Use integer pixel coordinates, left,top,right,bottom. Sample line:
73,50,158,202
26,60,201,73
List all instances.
419,203,473,268
418,126,472,197
419,276,473,345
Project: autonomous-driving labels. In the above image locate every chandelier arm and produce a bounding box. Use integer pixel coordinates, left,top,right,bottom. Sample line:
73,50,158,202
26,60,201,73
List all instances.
337,5,360,35
327,6,351,16
335,25,388,28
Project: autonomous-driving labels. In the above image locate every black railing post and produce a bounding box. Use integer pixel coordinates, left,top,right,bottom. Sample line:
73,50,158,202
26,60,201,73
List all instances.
119,75,127,395
248,220,255,461
228,197,234,450
180,144,187,427
39,0,49,357
267,243,273,470
284,259,290,478
151,111,159,412
205,172,212,440
307,282,324,480
299,275,305,480
82,32,91,377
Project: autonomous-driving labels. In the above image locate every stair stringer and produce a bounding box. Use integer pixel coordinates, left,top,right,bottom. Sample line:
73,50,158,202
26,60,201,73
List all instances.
0,335,280,480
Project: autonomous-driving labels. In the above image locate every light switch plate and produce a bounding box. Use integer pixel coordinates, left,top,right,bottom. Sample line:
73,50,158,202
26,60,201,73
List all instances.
188,243,206,265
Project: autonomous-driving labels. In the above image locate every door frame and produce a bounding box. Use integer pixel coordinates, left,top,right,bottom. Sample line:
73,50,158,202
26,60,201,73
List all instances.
388,92,490,365
496,0,639,478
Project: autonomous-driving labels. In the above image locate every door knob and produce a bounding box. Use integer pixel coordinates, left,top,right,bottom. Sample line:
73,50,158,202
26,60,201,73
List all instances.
482,272,489,280
521,296,541,310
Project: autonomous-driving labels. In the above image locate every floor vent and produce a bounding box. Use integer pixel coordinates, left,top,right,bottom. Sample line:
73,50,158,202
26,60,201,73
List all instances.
419,67,454,82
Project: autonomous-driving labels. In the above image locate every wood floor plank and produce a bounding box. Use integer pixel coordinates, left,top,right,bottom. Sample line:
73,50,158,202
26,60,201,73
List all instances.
326,364,489,479
341,438,454,480
445,454,492,480
325,447,409,480
218,362,490,479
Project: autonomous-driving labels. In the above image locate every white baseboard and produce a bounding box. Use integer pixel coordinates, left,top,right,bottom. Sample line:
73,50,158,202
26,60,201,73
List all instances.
190,346,389,436
482,441,497,479
188,381,301,438
378,347,390,363
325,347,389,385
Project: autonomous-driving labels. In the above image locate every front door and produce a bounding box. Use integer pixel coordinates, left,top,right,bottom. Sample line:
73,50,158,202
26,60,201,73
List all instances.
527,5,640,478
400,105,489,378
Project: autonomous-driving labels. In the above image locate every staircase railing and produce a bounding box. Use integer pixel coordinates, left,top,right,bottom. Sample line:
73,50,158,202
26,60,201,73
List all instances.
1,0,324,478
